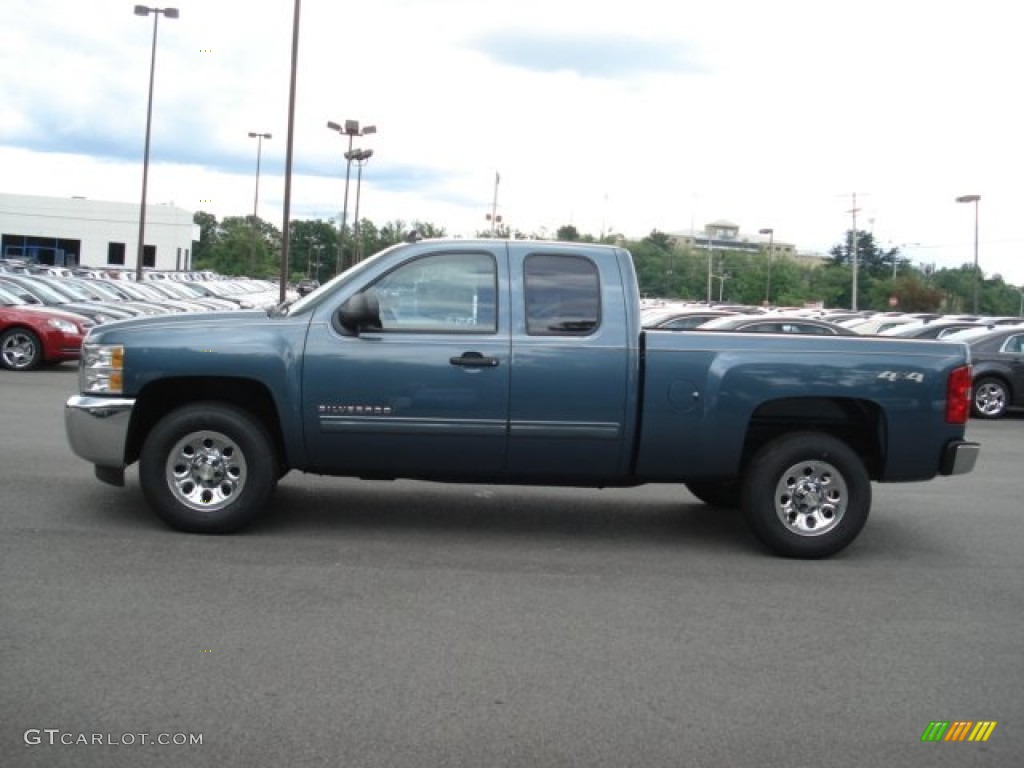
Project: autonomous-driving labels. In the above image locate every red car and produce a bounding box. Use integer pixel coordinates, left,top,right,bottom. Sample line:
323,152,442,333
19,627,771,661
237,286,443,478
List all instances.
0,303,92,371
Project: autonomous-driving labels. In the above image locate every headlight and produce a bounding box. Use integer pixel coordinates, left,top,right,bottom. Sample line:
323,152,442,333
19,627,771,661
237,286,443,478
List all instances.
80,343,125,394
47,318,78,333
94,313,114,324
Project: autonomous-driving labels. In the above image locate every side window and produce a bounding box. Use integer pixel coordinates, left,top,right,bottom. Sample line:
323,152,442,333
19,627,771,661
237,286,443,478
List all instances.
524,253,600,336
366,251,497,333
1001,334,1024,354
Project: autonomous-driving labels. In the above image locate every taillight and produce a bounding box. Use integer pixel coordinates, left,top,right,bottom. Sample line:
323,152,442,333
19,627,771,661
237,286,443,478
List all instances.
946,365,972,424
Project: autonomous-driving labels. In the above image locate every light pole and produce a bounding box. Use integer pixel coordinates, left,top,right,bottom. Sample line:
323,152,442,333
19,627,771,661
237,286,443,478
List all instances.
133,5,178,282
889,242,920,280
327,119,376,273
347,148,373,263
489,171,500,236
712,273,730,302
247,131,271,276
956,194,981,314
759,227,774,306
706,231,714,305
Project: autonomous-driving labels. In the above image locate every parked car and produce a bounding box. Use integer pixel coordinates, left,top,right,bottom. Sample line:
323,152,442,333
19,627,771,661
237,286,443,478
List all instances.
695,314,858,335
965,327,1024,418
0,275,132,325
0,293,92,370
643,307,740,330
840,314,919,335
879,320,993,339
65,239,978,558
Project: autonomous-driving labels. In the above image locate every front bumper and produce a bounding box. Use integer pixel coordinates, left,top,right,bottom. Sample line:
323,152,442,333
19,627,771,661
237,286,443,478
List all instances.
65,395,136,483
940,439,981,476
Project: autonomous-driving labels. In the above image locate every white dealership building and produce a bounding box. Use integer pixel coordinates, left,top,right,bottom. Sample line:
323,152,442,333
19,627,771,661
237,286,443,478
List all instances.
0,193,198,271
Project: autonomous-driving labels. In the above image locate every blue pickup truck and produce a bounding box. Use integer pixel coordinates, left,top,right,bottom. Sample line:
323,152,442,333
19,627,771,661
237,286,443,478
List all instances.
65,239,979,558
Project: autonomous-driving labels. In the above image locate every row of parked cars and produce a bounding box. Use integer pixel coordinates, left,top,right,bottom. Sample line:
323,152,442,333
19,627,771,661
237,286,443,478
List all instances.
3,263,1021,420
641,302,1024,419
0,260,291,372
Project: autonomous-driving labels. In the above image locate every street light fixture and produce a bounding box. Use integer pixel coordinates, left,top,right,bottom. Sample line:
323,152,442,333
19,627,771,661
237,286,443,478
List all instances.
955,194,981,314
327,119,377,273
346,148,374,263
759,227,774,306
247,132,271,276
133,5,179,282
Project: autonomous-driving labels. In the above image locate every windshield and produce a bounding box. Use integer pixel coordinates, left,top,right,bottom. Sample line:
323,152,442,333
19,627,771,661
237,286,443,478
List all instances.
0,278,68,303
37,277,94,301
0,285,28,305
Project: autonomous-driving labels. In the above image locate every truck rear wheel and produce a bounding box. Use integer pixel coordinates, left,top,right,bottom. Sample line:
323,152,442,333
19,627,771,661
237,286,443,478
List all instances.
139,402,277,533
741,432,870,558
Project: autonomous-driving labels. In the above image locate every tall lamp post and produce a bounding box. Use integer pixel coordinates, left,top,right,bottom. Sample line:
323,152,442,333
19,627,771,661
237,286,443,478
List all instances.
759,227,774,306
705,230,714,305
133,5,179,282
347,148,373,263
956,194,981,314
327,119,377,273
247,131,271,276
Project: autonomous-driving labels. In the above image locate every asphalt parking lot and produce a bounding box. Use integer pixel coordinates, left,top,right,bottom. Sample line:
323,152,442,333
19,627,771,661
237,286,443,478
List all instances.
1,364,1021,768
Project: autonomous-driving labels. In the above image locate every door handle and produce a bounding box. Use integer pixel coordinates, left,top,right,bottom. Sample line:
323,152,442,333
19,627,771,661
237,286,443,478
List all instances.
450,352,499,368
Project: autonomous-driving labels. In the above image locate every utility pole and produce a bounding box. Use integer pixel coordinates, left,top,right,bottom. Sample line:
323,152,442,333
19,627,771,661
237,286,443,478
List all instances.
849,193,861,311
489,171,501,236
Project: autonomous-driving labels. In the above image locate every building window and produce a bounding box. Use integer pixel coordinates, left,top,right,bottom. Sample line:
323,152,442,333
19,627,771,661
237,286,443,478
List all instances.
107,242,126,265
143,245,156,268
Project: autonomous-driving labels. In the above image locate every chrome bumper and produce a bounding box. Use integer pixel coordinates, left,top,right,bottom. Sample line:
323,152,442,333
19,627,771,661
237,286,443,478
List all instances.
65,395,136,474
940,439,980,476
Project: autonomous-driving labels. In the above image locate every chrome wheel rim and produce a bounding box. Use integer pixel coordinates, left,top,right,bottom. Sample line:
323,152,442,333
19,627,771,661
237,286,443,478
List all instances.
774,459,847,537
974,382,1006,416
2,332,37,370
165,430,247,512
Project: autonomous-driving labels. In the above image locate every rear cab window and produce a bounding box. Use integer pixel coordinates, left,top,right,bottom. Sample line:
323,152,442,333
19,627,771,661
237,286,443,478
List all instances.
524,253,600,336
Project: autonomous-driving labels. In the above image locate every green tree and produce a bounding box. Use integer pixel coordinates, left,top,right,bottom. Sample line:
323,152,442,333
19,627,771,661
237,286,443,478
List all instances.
829,230,899,278
290,219,338,281
192,211,219,265
555,224,580,242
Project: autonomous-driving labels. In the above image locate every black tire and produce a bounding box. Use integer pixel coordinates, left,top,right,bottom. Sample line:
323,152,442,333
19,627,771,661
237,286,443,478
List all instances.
0,327,43,371
971,377,1009,419
741,432,870,559
685,480,741,509
139,402,277,533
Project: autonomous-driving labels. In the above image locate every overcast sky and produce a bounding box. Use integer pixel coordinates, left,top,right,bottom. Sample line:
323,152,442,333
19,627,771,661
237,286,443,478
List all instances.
2,0,1022,284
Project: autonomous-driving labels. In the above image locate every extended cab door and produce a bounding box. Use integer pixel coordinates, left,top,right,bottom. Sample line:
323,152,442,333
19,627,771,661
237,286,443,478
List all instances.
505,244,633,481
301,245,510,479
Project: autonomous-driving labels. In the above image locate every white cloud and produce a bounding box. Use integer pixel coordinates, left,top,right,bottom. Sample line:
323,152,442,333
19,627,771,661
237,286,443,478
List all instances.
1,0,1022,285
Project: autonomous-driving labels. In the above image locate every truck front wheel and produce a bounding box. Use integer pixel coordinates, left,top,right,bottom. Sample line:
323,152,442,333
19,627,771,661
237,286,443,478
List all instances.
741,432,870,559
139,402,277,533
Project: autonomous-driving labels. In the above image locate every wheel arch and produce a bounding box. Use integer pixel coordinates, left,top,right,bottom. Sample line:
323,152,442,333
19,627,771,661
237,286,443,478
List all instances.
126,377,287,471
741,397,886,481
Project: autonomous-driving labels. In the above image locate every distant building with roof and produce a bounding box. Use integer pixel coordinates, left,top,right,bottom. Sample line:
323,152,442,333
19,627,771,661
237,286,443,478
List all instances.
0,193,197,271
667,220,828,267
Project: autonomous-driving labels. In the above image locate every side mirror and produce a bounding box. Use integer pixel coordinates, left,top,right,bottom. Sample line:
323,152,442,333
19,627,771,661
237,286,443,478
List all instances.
337,291,381,335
